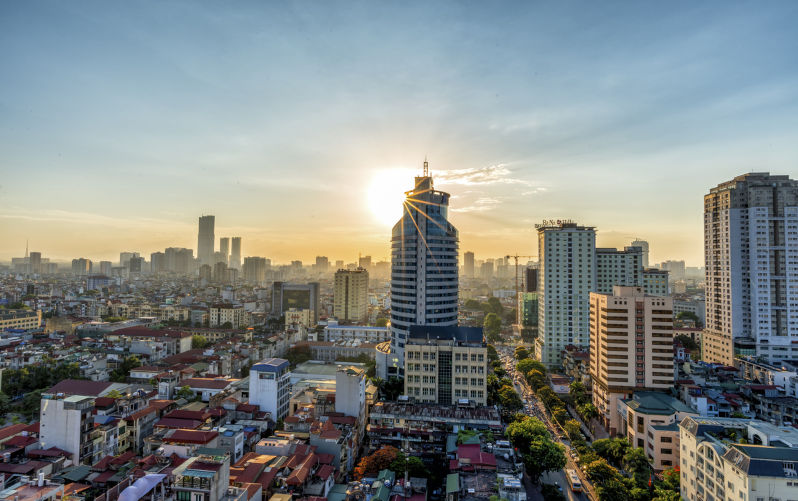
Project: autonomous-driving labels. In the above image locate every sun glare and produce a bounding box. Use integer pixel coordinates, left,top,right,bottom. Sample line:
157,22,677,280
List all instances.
367,169,411,226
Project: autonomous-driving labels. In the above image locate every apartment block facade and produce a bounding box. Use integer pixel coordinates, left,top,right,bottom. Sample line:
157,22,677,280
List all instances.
589,286,674,434
536,222,596,367
403,326,486,406
333,268,369,323
703,173,798,364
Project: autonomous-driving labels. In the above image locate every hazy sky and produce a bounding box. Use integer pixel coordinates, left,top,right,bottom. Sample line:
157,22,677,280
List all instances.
2,1,798,266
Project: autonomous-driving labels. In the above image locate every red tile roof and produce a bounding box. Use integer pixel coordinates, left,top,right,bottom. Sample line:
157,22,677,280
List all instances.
163,429,219,444
154,418,204,430
0,423,28,441
4,435,37,447
182,378,236,390
164,409,210,421
316,464,334,479
47,379,113,396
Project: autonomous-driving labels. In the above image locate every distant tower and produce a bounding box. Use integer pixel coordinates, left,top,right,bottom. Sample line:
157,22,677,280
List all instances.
197,215,215,266
220,237,230,265
630,238,650,268
230,237,242,270
463,251,475,278
389,160,459,376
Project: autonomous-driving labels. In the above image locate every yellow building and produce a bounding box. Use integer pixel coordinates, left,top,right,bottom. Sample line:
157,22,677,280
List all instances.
333,268,369,323
0,309,42,331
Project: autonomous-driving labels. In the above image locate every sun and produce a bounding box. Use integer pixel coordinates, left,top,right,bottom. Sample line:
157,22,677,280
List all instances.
367,169,412,226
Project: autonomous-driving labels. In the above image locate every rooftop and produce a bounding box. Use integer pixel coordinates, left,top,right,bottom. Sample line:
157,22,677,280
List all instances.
622,391,696,415
407,325,484,343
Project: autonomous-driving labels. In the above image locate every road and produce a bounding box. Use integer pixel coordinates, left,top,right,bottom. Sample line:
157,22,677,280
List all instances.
498,347,597,501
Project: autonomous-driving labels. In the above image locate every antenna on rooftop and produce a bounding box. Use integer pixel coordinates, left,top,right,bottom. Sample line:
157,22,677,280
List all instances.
423,157,429,177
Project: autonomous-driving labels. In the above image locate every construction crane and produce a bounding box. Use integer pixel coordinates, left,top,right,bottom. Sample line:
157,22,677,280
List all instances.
506,254,536,325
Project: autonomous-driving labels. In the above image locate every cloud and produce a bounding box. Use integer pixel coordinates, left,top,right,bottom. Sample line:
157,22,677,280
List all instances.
452,197,502,213
436,164,532,187
522,187,548,196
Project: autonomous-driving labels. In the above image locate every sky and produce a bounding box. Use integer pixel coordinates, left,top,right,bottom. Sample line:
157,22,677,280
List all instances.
1,1,798,266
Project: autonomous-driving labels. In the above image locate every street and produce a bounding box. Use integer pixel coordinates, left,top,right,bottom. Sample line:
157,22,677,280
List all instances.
498,347,597,501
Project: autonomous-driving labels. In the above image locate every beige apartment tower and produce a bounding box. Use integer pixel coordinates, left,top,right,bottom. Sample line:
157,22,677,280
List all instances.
334,268,369,323
589,286,674,435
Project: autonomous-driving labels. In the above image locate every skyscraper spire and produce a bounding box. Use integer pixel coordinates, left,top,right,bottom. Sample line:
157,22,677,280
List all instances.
25,239,28,258
423,157,429,176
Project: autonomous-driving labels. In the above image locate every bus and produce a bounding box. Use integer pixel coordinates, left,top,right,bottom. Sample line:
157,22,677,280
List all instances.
566,469,582,493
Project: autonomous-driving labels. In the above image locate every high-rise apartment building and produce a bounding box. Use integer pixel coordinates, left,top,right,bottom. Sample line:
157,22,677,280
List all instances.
595,246,643,294
403,325,486,405
99,261,112,276
660,260,685,282
243,257,268,284
479,261,494,280
704,173,798,364
119,252,139,267
150,252,166,273
630,239,650,268
165,247,193,274
29,251,41,275
71,258,92,276
230,237,242,270
536,221,596,367
389,162,459,374
197,215,215,266
463,251,475,278
334,268,369,323
219,237,230,264
589,286,674,434
315,256,329,273
358,255,372,269
128,256,144,275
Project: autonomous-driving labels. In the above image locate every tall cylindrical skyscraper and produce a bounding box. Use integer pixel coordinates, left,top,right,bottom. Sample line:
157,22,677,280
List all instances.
389,161,459,376
197,215,215,266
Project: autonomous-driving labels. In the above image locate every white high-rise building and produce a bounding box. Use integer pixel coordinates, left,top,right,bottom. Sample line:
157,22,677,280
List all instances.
536,221,596,367
388,161,459,377
595,246,643,294
249,358,291,420
703,173,798,364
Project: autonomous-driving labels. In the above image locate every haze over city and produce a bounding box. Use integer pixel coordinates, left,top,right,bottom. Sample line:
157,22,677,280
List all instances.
3,1,798,264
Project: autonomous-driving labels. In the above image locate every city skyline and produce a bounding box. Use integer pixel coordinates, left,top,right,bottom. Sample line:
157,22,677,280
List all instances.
3,2,798,265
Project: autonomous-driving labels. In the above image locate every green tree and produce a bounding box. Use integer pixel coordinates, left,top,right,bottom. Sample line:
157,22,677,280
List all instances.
464,299,482,311
564,419,582,440
523,438,566,484
484,313,502,343
578,403,599,421
623,447,652,486
375,318,389,327
584,458,622,484
110,355,141,382
526,369,546,391
552,407,567,424
0,392,10,417
517,358,546,376
487,344,499,363
592,438,631,467
596,478,632,501
378,377,404,400
569,380,588,405
514,346,529,360
390,452,429,478
286,345,312,367
498,385,524,414
192,335,210,349
221,321,233,329
175,385,195,400
540,485,566,501
487,297,504,315
506,416,549,450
